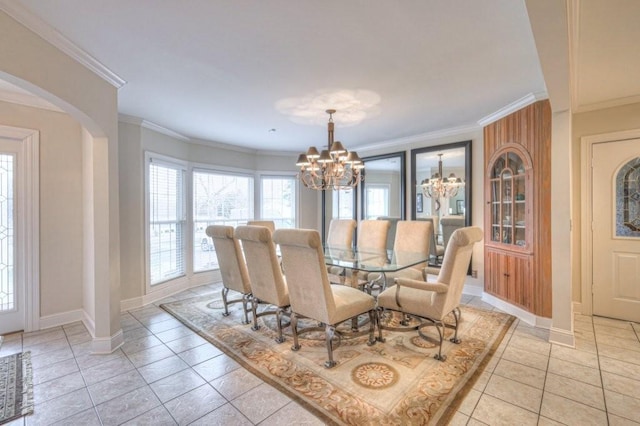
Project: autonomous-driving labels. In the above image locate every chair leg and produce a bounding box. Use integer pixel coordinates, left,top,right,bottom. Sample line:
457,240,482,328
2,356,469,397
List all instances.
221,287,230,317
324,325,337,368
450,307,461,344
275,308,285,343
241,294,251,325
250,297,260,331
367,310,376,346
375,307,386,343
290,312,300,352
433,320,446,361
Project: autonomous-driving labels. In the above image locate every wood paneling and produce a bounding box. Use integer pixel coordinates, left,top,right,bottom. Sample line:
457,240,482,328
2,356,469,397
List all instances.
483,100,552,318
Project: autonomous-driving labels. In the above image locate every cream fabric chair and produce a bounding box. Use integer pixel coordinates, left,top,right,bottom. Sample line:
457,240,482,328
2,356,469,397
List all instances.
206,225,252,324
441,216,465,251
377,226,483,361
372,220,432,288
273,228,379,368
236,225,290,342
326,219,356,247
349,219,391,291
419,217,445,265
247,220,276,234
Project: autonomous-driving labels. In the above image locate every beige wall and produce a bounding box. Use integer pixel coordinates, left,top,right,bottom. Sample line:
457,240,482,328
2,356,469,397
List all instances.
118,122,318,302
0,101,84,317
572,102,640,304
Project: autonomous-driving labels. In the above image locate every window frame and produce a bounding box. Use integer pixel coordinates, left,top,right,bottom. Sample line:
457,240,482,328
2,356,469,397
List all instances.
259,174,298,229
145,152,189,291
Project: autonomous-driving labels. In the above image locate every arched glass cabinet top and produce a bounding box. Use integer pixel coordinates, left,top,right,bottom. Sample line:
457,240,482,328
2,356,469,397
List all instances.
616,156,640,237
488,150,527,248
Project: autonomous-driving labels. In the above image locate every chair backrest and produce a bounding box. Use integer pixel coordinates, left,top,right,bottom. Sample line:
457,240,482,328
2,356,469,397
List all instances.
377,217,400,250
206,225,251,294
326,219,356,247
247,220,276,233
273,229,335,324
435,226,483,316
235,225,288,307
357,219,390,251
418,217,440,258
393,220,432,272
441,216,465,251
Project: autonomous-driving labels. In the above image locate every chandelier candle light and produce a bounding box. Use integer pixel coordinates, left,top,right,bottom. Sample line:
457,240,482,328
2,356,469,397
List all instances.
421,153,464,210
295,109,364,191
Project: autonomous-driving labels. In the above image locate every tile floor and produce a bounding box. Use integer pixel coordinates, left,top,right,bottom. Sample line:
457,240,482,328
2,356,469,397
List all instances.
1,283,639,425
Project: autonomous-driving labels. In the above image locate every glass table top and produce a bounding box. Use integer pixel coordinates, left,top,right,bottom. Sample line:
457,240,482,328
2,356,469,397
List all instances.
323,245,429,273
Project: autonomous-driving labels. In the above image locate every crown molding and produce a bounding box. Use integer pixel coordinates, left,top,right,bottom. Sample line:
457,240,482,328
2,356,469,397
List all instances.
358,123,481,154
0,89,64,113
119,114,190,141
476,92,548,127
0,1,126,89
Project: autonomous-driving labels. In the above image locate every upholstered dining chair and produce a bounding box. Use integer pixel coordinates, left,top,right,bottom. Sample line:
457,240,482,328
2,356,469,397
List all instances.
440,216,465,252
376,226,483,361
347,219,391,290
205,225,252,324
235,225,290,342
419,217,445,265
247,220,276,234
326,219,356,247
371,220,432,288
273,228,379,368
325,219,357,283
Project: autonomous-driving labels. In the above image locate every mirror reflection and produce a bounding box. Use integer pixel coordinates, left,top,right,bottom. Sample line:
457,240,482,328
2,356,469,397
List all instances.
411,140,471,265
361,152,406,220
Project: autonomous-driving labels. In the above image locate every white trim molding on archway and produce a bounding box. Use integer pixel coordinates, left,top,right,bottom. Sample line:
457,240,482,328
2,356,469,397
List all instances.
0,124,39,332
580,128,640,317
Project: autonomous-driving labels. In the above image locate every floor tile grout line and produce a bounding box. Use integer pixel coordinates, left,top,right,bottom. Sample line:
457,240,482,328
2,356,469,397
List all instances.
591,317,611,425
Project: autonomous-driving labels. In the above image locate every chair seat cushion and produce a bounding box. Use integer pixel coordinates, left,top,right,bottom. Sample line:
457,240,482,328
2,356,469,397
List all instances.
377,285,437,319
329,284,376,324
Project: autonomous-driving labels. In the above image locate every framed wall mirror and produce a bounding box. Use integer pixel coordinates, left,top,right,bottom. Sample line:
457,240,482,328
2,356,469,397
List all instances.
411,140,472,265
360,152,406,221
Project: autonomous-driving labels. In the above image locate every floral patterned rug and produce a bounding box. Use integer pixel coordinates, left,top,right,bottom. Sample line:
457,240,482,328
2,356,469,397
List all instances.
161,296,514,425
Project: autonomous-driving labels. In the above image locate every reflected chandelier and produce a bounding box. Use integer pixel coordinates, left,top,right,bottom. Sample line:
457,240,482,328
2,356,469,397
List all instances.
421,153,464,201
295,109,364,191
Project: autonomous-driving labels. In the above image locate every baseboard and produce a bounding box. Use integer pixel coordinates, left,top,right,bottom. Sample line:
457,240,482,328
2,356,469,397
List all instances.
120,270,221,312
462,283,484,297
82,310,96,338
549,326,575,348
91,329,124,354
39,309,85,330
481,292,551,329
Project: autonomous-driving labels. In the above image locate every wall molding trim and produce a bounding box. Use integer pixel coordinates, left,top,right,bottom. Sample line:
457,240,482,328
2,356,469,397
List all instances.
0,1,126,88
91,330,124,354
549,326,575,348
477,92,548,127
39,309,84,330
0,89,64,112
482,292,552,329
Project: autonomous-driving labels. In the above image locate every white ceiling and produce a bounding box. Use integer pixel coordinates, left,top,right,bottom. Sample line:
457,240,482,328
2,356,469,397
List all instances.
2,0,640,152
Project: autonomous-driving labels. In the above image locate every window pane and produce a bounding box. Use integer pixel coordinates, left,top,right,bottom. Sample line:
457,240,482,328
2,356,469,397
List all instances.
149,162,185,284
0,154,14,312
365,185,389,219
332,189,354,219
193,171,254,272
260,176,296,229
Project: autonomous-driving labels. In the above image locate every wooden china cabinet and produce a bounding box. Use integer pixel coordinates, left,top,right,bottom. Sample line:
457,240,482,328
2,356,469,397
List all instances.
483,100,551,318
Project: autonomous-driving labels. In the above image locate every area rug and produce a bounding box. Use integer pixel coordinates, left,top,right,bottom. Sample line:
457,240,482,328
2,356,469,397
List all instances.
0,352,34,425
161,296,514,425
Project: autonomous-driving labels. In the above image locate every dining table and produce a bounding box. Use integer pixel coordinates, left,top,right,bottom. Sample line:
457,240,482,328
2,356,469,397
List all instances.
323,245,431,293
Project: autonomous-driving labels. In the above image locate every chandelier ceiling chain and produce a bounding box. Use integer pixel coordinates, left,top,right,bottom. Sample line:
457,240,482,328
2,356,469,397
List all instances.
295,109,364,191
421,153,464,209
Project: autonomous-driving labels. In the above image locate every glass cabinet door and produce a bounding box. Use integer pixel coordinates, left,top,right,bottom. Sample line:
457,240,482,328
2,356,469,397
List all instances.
489,150,527,248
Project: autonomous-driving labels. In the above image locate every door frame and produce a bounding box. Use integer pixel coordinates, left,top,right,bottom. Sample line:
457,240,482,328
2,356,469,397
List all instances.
0,125,39,332
580,128,640,316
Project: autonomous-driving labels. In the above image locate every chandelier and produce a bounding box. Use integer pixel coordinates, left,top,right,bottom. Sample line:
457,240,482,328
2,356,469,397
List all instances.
421,153,464,205
295,109,364,191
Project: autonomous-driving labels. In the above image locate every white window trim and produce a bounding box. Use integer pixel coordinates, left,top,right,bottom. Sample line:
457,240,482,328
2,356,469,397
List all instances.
144,151,188,293
258,173,299,228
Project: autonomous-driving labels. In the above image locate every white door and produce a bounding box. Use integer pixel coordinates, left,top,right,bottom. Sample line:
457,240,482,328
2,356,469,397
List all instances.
0,139,23,334
592,139,640,322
